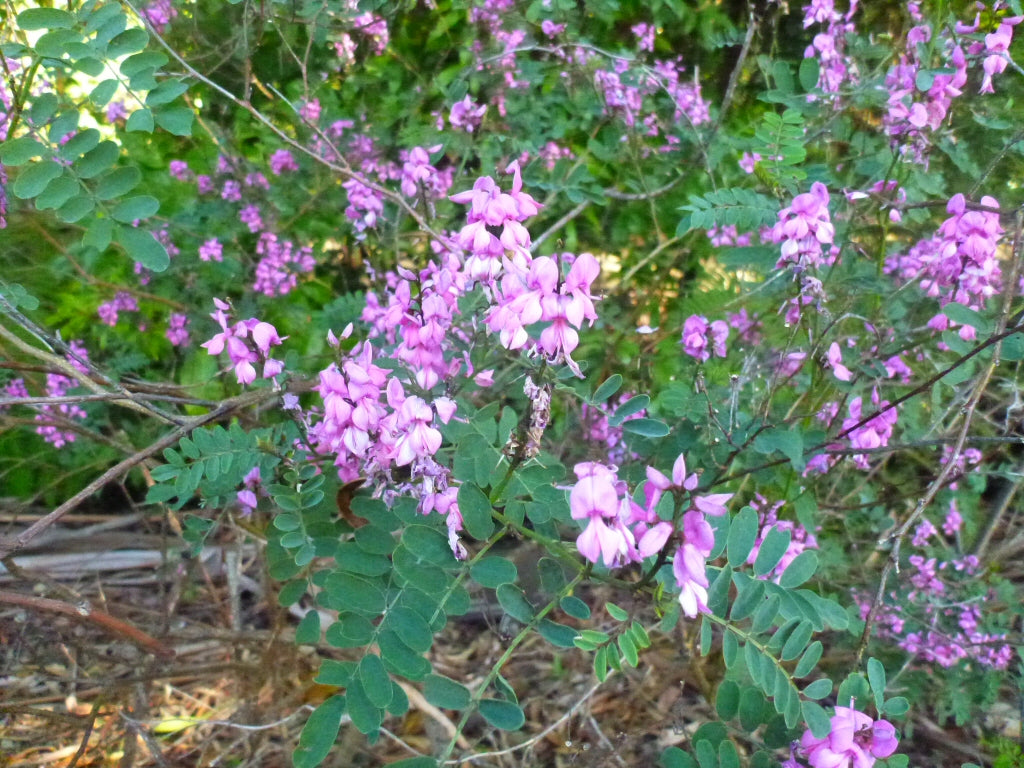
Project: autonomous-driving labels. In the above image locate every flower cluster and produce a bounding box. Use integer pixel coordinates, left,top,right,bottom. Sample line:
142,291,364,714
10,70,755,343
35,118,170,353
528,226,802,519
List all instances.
449,161,541,282
31,341,91,448
486,252,599,376
361,253,467,390
769,182,836,273
200,299,285,385
166,313,190,347
789,704,898,768
841,389,898,470
399,145,453,200
252,233,316,297
568,455,731,618
97,291,139,327
802,0,859,96
681,314,729,362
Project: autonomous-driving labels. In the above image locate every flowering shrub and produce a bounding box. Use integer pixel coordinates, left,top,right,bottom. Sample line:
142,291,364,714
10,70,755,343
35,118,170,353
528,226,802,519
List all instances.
3,0,1024,766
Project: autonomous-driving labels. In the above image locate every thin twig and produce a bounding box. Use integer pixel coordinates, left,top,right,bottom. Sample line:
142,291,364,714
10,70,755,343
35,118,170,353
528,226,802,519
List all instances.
531,200,589,253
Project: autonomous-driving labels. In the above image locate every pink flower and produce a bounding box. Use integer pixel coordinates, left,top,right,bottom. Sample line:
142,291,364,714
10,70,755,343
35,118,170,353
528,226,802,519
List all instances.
827,342,853,381
798,705,898,768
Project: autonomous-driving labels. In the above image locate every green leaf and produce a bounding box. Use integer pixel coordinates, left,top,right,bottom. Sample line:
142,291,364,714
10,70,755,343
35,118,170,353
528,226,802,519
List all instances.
1,137,48,166
728,506,759,568
471,556,517,588
322,572,385,615
608,395,650,426
401,525,457,567
29,93,59,124
538,619,578,648
723,630,738,668
716,680,740,720
802,700,831,739
111,195,159,222
35,174,79,211
358,654,393,709
120,50,167,77
58,129,101,162
739,687,766,731
293,695,346,768
622,417,670,437
155,106,195,136
618,631,638,667
794,640,823,678
277,580,307,608
325,613,374,648
752,526,792,577
295,611,320,645
18,8,75,29
707,564,733,617
753,429,805,471
345,677,383,735
778,550,818,589
12,160,62,199
593,644,609,681
659,747,698,768
798,56,820,91
560,595,591,620
478,699,525,731
146,78,189,106
96,166,141,199
867,657,886,712
496,583,534,623
457,482,494,540
605,602,627,621
802,678,832,700
750,593,780,634
75,141,119,178
943,302,992,335
315,659,355,686
424,674,471,710
781,620,814,661
730,577,766,622
107,27,150,57
719,740,740,768
377,629,431,680
117,226,170,271
882,696,909,716
89,78,120,106
125,108,155,133
591,374,623,402
383,605,434,653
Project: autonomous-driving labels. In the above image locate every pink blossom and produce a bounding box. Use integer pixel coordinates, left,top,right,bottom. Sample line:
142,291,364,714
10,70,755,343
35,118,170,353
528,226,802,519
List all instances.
798,705,898,768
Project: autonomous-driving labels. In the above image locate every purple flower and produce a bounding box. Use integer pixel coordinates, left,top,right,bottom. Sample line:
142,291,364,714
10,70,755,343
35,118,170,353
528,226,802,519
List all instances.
681,315,729,362
199,238,223,262
166,313,190,347
449,95,487,133
269,149,298,175
239,204,263,233
169,160,190,181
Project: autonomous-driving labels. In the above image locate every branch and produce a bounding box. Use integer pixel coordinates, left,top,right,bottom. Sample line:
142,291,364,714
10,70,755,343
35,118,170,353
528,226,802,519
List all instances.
0,387,279,559
0,589,175,658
